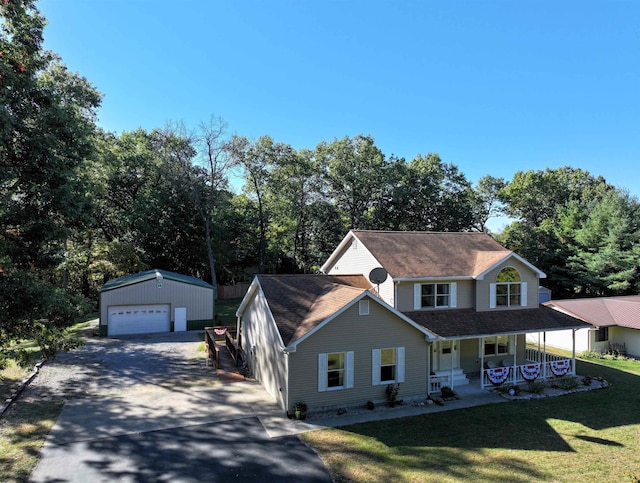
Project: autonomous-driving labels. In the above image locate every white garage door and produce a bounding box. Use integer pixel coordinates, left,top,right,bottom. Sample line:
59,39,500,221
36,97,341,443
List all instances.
108,304,171,336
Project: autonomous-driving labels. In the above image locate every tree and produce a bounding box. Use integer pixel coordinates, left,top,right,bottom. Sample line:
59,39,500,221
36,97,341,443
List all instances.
568,190,640,296
1,0,101,363
315,135,389,230
472,175,506,232
376,153,476,232
229,135,295,273
500,167,611,225
267,148,321,272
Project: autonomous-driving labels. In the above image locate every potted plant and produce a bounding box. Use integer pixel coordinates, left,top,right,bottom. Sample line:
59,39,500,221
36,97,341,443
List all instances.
294,401,307,420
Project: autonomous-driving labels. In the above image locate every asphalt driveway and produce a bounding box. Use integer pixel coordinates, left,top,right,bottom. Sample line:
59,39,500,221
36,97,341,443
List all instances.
29,332,331,482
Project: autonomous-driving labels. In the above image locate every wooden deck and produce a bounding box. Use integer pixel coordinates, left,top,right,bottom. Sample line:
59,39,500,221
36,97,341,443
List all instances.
204,327,246,383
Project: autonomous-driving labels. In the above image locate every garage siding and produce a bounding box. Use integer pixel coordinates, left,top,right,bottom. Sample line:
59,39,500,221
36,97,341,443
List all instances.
100,278,214,335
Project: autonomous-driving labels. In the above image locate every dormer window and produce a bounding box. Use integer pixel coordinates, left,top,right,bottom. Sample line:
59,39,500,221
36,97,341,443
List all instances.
490,267,527,308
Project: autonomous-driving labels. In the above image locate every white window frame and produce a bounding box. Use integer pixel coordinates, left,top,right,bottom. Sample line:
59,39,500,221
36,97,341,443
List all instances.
318,351,354,392
414,282,457,310
490,267,527,309
484,336,511,356
359,300,370,315
372,347,405,385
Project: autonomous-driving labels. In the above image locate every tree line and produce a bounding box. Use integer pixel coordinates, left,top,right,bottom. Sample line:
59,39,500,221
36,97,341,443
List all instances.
2,0,639,363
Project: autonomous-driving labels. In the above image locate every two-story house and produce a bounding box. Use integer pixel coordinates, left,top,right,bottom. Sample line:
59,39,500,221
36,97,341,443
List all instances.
236,230,589,414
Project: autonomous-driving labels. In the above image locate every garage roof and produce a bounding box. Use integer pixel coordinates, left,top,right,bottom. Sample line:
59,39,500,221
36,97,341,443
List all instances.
101,269,214,292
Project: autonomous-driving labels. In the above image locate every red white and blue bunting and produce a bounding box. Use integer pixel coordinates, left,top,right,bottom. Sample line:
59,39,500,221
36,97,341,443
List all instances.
486,366,510,385
550,359,571,377
520,363,541,381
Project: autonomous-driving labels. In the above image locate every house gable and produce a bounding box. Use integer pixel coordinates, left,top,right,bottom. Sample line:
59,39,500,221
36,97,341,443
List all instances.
287,293,431,411
287,291,436,351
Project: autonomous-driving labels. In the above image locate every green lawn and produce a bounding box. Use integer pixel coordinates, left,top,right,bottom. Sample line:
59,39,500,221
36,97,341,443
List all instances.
0,315,98,482
216,298,242,326
303,358,640,482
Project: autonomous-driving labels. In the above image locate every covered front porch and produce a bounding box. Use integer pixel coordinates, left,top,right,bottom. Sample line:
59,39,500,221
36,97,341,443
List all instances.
428,333,577,393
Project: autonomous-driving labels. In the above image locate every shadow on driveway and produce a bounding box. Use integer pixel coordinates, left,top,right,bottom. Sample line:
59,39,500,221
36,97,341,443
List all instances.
29,332,331,482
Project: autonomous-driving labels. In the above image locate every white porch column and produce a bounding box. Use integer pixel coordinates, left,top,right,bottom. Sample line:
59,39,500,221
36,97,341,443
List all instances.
513,334,517,384
480,337,485,388
543,332,547,379
572,329,577,376
450,339,455,389
427,341,432,394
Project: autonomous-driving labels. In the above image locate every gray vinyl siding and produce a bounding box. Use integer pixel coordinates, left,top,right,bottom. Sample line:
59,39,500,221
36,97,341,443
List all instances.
458,334,526,374
324,237,395,306
476,259,539,312
241,290,288,409
395,280,474,312
459,338,481,375
100,278,213,329
287,300,429,412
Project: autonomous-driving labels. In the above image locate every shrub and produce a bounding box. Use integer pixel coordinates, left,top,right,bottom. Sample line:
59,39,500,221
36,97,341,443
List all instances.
582,375,593,386
386,383,399,407
579,350,603,360
366,400,375,410
527,380,546,394
557,376,579,391
440,386,456,398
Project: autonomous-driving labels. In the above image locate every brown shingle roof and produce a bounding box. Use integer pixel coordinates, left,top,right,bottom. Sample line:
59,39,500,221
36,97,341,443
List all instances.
352,230,512,278
404,306,591,338
257,274,373,345
545,296,640,330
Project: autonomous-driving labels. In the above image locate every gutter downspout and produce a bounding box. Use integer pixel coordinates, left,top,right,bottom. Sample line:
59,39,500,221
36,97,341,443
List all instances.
394,281,399,309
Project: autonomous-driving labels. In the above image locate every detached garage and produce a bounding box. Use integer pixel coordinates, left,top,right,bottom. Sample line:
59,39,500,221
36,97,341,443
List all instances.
99,269,214,337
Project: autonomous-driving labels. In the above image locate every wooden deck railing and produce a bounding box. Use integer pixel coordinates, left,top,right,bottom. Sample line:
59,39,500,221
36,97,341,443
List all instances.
204,328,220,369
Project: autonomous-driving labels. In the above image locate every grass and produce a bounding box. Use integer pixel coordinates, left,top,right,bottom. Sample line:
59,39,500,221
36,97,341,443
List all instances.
0,400,63,483
0,315,98,482
302,357,640,482
215,298,242,326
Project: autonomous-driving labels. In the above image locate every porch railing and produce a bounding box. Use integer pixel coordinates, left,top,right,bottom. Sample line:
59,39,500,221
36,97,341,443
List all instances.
429,375,451,393
481,358,574,388
525,348,567,363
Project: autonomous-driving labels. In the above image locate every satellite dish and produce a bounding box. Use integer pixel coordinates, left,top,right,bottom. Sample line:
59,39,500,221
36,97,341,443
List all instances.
368,267,388,285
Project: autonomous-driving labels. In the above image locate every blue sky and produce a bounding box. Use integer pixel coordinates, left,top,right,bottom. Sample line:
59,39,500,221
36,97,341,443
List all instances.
39,1,639,230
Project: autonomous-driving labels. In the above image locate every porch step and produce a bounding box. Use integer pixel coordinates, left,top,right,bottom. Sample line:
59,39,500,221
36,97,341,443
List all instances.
433,369,470,386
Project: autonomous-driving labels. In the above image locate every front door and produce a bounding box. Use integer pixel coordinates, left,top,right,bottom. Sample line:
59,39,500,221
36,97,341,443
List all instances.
435,340,459,371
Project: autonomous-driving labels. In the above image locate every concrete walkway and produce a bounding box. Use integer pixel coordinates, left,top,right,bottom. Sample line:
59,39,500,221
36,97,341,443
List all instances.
269,381,508,437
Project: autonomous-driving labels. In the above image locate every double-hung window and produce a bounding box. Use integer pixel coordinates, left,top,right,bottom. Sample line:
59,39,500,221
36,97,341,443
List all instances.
318,351,354,391
484,336,510,356
372,347,405,385
414,283,457,309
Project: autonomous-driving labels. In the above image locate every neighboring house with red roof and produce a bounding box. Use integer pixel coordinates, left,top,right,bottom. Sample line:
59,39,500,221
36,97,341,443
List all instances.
537,296,640,357
236,230,590,414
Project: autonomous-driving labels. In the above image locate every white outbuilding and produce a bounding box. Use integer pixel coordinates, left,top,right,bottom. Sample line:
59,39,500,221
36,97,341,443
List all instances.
99,269,214,337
